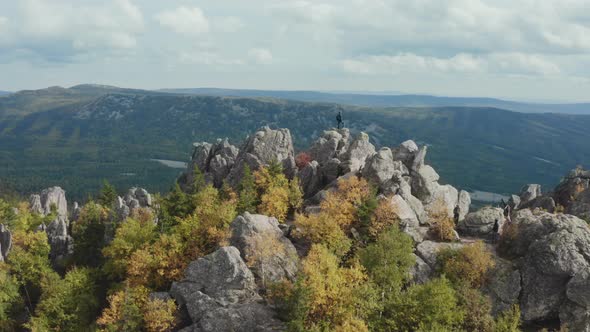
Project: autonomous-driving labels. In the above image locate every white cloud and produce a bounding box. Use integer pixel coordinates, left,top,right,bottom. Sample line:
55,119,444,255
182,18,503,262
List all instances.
12,0,144,57
341,52,561,77
269,1,335,24
179,51,243,66
248,48,273,64
213,16,244,33
156,6,209,35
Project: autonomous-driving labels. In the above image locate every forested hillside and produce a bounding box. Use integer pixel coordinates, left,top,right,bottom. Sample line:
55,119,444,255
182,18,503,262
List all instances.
1,86,590,200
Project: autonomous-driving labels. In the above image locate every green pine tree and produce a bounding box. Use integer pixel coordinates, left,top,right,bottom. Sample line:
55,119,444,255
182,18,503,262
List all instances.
190,165,206,195
98,180,117,207
237,165,258,214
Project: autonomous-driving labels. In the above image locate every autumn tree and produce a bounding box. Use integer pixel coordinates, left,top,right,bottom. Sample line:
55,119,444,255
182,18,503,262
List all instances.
285,244,377,331
437,241,495,288
0,263,21,331
295,176,372,257
102,217,156,280
389,276,464,331
97,284,177,332
27,267,99,332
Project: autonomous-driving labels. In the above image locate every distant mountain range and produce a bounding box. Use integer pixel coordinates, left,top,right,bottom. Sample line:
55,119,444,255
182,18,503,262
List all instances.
0,91,11,96
1,84,590,200
160,88,590,115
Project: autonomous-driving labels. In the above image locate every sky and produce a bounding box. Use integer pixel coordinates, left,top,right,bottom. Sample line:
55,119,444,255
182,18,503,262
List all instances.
0,0,589,101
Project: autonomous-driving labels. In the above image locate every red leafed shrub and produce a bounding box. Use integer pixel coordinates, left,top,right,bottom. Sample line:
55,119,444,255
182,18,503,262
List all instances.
295,152,312,170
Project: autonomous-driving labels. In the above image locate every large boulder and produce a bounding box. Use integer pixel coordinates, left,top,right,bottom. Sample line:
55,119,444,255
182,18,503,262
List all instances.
415,240,464,269
298,161,322,198
125,187,152,208
499,209,590,327
308,128,350,165
411,165,441,201
457,207,504,236
483,258,521,316
409,253,432,284
389,195,419,228
206,139,240,187
339,132,375,173
567,189,590,221
519,196,556,213
170,247,284,332
391,140,420,170
553,166,590,208
29,187,68,220
228,127,297,186
229,213,299,286
362,148,409,192
519,184,542,205
0,224,12,262
45,217,73,263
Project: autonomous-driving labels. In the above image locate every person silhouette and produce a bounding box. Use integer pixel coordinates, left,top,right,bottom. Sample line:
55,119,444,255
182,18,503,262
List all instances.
336,111,343,129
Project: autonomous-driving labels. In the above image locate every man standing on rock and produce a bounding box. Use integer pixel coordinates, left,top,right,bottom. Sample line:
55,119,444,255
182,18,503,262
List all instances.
492,219,500,243
453,205,460,225
336,110,344,129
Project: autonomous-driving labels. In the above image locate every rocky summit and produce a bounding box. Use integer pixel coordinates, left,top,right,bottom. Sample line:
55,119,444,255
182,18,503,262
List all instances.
2,125,590,331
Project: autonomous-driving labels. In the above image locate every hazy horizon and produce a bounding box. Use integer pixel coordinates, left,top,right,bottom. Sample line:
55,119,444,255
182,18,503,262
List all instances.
1,1,589,102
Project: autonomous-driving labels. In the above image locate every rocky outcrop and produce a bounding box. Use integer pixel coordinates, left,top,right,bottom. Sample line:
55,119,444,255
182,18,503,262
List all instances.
228,127,297,186
229,213,298,286
170,247,285,332
0,224,12,262
298,161,321,198
415,240,464,270
566,189,590,221
409,253,431,284
45,217,73,263
483,258,521,316
499,209,590,329
29,186,68,220
338,132,376,174
389,195,419,228
124,187,152,209
457,207,504,236
519,184,542,205
362,148,409,193
111,187,153,222
553,166,590,208
519,196,556,213
184,139,240,188
308,128,350,165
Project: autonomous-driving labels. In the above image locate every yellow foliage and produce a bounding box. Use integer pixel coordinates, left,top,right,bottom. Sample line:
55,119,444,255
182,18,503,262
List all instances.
127,234,186,290
143,298,178,332
438,241,495,288
254,166,303,222
428,197,457,241
130,207,154,224
299,244,369,329
295,176,371,256
335,317,370,332
368,198,400,239
258,185,290,222
97,285,149,331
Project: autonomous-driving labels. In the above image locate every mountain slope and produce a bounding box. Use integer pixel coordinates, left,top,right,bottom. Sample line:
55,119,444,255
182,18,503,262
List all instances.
161,88,590,115
1,90,590,200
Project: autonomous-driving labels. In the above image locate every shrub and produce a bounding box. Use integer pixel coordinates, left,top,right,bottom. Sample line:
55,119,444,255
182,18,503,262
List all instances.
457,287,495,332
295,152,313,170
494,304,521,332
428,198,457,242
367,198,400,240
438,241,495,288
285,244,375,331
390,276,464,332
358,226,415,292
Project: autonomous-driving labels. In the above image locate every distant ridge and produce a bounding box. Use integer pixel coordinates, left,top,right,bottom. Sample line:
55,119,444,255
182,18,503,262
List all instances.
159,88,590,115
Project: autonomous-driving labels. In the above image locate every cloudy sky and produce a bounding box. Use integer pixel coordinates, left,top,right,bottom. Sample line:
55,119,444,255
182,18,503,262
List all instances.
0,0,589,101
